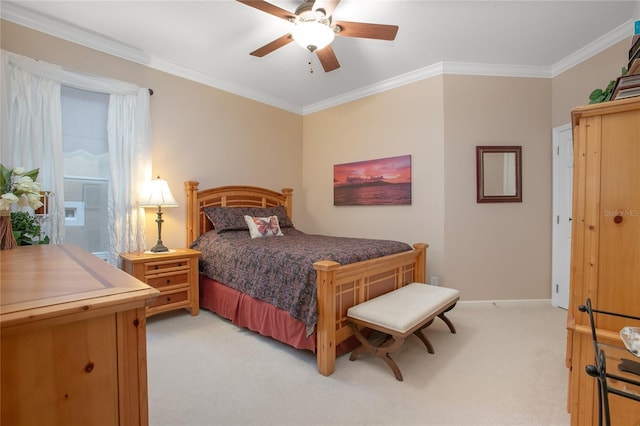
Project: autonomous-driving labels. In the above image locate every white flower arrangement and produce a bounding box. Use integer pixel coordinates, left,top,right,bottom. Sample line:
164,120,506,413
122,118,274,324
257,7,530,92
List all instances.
0,164,44,212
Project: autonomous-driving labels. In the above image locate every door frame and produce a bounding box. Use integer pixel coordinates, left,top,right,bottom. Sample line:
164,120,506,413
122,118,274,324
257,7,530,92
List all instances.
552,123,572,309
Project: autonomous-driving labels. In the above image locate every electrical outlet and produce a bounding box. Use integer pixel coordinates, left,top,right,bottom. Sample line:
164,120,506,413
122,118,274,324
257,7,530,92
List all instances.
430,276,439,286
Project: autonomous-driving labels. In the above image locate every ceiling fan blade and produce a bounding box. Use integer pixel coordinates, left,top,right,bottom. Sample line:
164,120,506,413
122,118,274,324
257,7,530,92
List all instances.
236,0,294,21
250,34,293,57
335,20,399,41
316,45,340,72
313,0,340,16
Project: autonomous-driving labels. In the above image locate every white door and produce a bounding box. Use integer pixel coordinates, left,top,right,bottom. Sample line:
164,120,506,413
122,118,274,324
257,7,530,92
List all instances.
552,123,573,309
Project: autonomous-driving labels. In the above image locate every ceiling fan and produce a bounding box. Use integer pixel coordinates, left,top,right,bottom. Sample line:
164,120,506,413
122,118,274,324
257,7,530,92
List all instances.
237,0,399,72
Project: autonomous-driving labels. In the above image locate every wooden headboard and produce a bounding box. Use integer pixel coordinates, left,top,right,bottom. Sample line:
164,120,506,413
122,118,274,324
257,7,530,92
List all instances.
184,181,293,245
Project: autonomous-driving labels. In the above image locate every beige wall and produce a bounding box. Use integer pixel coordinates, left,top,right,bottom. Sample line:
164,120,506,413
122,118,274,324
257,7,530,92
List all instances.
1,20,302,250
303,74,553,300
444,75,552,300
301,78,446,278
2,19,628,300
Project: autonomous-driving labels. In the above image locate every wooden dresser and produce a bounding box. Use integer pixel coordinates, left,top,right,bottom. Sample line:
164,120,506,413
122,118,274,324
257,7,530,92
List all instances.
1,244,159,426
566,96,640,425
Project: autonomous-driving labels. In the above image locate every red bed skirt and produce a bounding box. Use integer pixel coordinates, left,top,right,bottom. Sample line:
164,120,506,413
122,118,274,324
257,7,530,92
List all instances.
199,274,359,355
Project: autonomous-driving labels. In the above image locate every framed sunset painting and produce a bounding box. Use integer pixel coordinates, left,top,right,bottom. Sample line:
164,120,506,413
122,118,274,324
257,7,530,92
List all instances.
333,155,412,206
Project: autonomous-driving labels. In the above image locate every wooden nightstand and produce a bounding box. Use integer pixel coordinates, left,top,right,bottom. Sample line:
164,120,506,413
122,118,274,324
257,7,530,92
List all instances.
120,248,201,317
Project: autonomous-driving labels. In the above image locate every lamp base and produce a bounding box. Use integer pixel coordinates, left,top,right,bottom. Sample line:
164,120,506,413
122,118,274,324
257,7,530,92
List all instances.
149,241,170,253
149,207,169,253
145,248,176,255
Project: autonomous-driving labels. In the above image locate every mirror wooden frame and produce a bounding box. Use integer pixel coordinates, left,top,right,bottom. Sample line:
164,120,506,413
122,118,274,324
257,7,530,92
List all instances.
476,145,522,203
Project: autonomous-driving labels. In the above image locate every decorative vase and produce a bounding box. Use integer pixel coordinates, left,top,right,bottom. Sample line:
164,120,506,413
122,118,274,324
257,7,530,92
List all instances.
0,212,18,250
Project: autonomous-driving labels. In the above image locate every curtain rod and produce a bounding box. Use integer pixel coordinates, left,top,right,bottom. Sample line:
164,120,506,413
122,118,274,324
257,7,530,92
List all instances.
148,88,154,96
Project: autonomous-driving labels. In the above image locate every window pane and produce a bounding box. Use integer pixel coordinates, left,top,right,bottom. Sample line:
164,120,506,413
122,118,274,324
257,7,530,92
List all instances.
61,86,110,259
62,86,108,156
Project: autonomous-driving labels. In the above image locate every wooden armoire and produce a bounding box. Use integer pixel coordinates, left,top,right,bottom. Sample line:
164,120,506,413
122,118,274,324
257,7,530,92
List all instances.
566,96,640,425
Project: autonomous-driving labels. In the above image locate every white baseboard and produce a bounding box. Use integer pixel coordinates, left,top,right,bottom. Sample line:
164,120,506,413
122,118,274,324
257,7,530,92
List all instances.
457,299,555,307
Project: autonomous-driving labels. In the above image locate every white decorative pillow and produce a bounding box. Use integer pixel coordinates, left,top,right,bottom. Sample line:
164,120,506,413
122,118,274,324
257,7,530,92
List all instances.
243,215,284,239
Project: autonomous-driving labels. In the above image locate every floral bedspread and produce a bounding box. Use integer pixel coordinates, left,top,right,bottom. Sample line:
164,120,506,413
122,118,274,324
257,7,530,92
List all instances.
191,228,412,334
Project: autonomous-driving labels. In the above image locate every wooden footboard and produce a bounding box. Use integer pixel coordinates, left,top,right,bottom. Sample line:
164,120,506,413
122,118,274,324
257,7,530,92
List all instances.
184,181,427,376
313,243,427,376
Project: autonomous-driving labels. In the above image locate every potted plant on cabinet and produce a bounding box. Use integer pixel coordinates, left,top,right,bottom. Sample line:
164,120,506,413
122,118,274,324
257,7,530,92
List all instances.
0,164,45,249
11,211,49,245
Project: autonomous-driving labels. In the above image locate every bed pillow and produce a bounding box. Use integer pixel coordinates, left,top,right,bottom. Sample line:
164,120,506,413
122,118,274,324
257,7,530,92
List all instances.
244,215,284,239
250,206,294,228
204,207,253,233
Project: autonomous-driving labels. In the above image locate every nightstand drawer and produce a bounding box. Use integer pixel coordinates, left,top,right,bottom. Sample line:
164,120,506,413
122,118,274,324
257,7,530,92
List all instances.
145,271,189,289
150,289,189,309
143,258,191,274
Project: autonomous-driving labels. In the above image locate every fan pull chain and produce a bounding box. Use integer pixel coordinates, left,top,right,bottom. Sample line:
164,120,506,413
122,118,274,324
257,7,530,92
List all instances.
308,52,315,74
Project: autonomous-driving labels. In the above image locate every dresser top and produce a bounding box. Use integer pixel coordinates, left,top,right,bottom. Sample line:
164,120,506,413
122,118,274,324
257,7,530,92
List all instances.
1,244,158,327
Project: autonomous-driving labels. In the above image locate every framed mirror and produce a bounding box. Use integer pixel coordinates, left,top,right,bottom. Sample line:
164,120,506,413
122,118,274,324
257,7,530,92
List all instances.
476,146,522,203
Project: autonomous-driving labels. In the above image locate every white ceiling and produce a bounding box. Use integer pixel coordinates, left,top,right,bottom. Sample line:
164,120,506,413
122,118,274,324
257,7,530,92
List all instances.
2,1,639,114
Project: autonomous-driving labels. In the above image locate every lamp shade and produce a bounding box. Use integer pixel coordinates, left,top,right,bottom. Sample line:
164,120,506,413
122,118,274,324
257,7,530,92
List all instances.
139,177,178,208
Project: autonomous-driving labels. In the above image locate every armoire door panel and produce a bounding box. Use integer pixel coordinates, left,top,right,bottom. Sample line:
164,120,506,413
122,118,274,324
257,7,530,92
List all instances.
598,109,640,330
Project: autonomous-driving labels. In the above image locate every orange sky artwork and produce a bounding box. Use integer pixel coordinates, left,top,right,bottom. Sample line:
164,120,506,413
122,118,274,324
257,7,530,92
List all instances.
333,155,411,187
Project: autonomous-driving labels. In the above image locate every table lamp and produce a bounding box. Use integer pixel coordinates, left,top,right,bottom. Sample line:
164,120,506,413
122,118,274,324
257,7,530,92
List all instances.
140,176,178,253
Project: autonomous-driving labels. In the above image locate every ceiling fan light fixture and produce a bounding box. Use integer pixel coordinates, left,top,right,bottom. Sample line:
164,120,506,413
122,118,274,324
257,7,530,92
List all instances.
237,0,398,73
291,20,335,52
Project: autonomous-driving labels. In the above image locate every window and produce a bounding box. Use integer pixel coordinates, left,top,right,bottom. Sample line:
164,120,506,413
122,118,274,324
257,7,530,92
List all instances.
61,86,110,260
2,50,151,262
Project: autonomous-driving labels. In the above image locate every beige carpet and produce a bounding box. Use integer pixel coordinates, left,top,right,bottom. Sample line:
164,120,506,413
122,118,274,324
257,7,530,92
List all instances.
146,300,571,426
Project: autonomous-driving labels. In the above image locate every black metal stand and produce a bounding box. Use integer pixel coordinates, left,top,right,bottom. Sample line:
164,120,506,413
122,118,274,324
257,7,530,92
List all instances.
579,299,640,426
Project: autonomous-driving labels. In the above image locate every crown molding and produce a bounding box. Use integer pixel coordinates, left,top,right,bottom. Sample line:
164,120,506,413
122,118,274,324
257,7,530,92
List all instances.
303,63,444,115
144,56,303,114
303,61,553,115
1,1,151,65
443,62,550,78
551,18,634,77
2,1,635,116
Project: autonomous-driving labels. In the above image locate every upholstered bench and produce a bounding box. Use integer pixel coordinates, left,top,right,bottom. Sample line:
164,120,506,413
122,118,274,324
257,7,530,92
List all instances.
346,283,460,381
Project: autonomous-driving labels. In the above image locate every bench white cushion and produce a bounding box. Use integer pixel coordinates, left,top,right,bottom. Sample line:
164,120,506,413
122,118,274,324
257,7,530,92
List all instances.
347,283,459,334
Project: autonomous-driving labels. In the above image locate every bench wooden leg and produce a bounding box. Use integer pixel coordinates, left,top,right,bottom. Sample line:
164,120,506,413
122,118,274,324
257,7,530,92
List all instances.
380,353,404,382
413,326,435,354
438,313,456,333
413,307,459,354
348,324,406,381
421,304,458,334
438,303,458,333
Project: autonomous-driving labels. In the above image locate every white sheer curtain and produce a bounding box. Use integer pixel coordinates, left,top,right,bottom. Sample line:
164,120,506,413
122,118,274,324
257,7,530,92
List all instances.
1,54,64,243
107,90,152,264
1,50,152,262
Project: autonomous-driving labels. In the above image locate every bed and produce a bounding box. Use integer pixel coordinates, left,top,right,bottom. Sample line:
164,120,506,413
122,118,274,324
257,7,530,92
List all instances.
185,181,427,376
